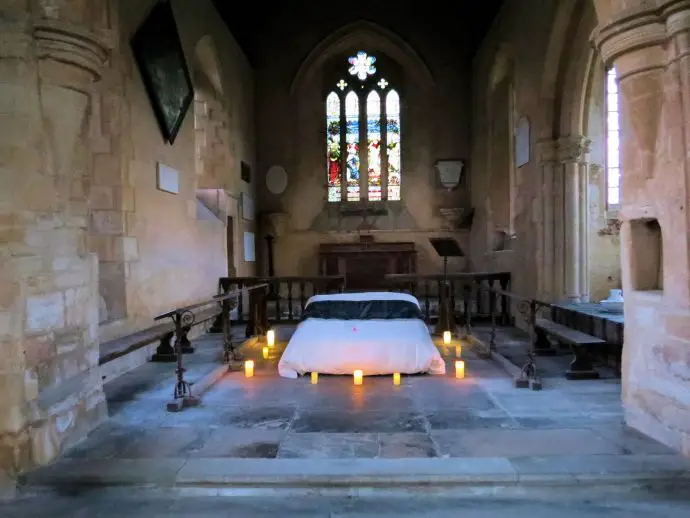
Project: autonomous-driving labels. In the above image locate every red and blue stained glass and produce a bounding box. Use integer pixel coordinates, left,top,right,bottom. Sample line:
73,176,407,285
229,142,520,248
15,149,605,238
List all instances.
367,90,382,201
386,90,401,201
345,91,360,201
326,92,341,202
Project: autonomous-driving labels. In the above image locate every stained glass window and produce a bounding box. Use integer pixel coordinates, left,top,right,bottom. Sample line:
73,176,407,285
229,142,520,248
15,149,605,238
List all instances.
326,92,341,202
386,90,401,201
325,52,401,203
348,51,376,81
606,68,620,207
345,91,361,202
367,91,382,201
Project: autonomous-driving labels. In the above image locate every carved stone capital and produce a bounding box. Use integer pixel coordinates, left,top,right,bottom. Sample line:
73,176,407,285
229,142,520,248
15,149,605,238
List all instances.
536,139,558,165
557,136,591,164
33,18,109,88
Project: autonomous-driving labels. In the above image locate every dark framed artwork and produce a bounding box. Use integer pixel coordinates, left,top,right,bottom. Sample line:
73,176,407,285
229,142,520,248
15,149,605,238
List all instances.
130,1,194,145
241,161,251,183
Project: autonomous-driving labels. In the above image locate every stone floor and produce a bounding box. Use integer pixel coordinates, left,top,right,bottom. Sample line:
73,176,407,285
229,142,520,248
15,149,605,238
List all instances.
59,328,670,461
3,494,690,517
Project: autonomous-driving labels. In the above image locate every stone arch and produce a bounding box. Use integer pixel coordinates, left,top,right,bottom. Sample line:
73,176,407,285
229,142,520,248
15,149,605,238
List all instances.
538,0,580,139
488,43,514,92
194,34,223,97
289,20,435,96
486,43,516,240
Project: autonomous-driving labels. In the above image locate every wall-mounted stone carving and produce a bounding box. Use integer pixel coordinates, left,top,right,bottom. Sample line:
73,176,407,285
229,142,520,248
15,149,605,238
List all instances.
434,160,465,190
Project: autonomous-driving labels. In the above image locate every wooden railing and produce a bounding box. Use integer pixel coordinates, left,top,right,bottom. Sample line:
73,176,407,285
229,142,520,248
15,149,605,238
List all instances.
218,272,512,325
384,272,512,324
218,276,346,323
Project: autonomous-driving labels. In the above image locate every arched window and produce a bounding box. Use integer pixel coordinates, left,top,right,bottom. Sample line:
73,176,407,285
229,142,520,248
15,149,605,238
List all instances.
326,51,402,202
606,67,621,208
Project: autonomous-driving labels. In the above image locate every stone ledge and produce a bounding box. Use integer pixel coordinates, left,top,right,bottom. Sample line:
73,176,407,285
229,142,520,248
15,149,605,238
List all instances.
17,454,690,496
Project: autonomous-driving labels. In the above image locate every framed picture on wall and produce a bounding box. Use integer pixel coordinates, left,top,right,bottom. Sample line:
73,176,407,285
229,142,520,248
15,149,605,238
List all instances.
130,1,194,145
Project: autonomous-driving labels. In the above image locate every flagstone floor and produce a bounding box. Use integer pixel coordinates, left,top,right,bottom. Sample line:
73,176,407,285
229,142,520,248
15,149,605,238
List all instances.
61,328,672,461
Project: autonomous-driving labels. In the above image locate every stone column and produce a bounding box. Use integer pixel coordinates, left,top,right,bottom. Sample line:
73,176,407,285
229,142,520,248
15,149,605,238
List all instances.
0,0,109,475
536,140,559,301
557,136,591,302
593,0,690,455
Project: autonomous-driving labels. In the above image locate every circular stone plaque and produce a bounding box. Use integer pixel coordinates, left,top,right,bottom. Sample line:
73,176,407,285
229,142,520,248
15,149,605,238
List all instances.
266,165,288,194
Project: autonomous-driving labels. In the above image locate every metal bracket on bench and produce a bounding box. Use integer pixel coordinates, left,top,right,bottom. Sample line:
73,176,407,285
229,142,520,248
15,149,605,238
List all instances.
514,300,548,391
165,309,200,411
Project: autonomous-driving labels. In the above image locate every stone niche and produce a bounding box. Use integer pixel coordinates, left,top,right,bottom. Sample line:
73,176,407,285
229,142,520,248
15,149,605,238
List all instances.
629,218,663,292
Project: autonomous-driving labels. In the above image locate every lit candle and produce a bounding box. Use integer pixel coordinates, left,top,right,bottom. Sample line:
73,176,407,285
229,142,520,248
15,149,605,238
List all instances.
245,360,255,378
455,360,465,379
266,329,275,347
262,346,269,359
353,369,363,385
393,372,401,386
311,372,319,384
455,344,462,358
443,331,451,345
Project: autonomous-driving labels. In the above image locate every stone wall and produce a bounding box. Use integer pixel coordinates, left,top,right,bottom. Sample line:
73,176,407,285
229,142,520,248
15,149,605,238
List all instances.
472,0,690,455
0,0,255,476
470,0,621,301
0,0,111,476
254,21,474,276
98,0,256,339
592,0,690,456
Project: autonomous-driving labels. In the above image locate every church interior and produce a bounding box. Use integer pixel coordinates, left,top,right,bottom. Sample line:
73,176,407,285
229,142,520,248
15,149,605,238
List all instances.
1,0,690,505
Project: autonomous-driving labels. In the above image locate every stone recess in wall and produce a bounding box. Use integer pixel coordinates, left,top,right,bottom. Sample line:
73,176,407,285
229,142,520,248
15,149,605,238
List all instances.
629,218,663,292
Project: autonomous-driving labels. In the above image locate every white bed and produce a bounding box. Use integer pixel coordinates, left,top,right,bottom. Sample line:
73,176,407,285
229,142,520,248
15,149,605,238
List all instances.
278,292,446,379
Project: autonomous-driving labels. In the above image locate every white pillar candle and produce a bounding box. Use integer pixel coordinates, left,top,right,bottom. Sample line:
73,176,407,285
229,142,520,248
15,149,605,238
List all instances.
455,360,465,379
266,329,275,347
443,331,451,345
245,360,255,378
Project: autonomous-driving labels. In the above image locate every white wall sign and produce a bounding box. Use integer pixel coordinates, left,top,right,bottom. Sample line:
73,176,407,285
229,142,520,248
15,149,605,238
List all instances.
243,231,255,262
515,116,530,168
156,163,180,194
241,192,254,221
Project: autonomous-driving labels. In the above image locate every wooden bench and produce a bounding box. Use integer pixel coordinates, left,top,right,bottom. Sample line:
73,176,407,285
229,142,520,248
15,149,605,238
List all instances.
99,306,221,366
534,318,606,380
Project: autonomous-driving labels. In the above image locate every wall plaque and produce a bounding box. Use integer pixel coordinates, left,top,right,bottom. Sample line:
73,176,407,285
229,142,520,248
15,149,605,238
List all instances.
156,162,179,194
241,192,254,221
243,231,255,262
515,115,530,168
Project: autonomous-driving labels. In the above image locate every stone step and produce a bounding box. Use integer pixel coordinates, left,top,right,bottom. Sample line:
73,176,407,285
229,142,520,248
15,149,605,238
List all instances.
18,454,690,498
